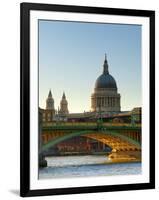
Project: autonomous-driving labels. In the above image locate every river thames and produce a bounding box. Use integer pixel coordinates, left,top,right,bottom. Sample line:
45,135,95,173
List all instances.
39,155,141,179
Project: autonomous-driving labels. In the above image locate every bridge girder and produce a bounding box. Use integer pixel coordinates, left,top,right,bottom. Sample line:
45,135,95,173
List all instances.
41,129,141,153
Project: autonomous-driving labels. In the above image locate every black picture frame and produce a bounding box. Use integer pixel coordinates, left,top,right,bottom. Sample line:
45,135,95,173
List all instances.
20,2,155,197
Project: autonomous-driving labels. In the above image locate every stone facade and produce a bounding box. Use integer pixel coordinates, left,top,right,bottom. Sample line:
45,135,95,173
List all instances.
91,88,120,112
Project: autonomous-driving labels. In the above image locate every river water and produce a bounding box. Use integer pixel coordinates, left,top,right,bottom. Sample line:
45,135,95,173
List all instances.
39,155,141,179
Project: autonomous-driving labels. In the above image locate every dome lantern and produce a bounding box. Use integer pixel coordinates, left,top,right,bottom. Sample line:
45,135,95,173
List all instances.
103,53,109,74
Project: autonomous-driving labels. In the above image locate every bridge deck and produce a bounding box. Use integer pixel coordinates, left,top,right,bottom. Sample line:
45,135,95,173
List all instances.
42,123,141,131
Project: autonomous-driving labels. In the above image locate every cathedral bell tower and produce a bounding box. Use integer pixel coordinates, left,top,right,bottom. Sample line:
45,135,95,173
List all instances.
44,90,55,121
46,89,55,110
59,92,69,115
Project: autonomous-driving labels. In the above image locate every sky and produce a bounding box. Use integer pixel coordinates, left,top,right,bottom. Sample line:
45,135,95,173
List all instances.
39,20,141,113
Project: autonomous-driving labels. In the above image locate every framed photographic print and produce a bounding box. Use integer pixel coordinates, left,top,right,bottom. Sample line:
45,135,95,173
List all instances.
20,2,155,197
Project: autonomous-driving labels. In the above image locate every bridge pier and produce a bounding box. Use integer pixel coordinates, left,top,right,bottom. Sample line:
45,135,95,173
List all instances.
39,153,47,168
39,110,47,168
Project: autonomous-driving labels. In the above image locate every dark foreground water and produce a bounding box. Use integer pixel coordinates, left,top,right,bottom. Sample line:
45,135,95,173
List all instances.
39,155,141,179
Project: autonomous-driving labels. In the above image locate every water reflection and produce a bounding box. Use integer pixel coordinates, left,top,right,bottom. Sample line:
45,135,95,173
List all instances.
39,155,141,179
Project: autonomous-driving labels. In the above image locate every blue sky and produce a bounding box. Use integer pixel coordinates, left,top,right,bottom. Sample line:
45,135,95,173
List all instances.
39,20,141,113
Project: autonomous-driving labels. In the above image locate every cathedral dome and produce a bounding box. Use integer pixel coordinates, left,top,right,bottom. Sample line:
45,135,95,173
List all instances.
95,73,117,89
91,54,120,113
95,54,117,89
